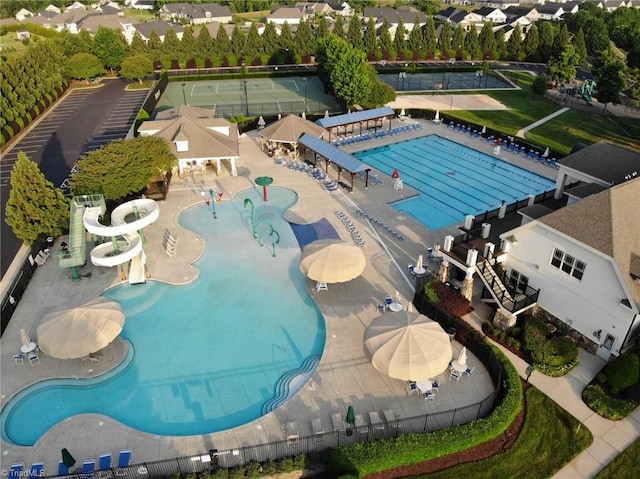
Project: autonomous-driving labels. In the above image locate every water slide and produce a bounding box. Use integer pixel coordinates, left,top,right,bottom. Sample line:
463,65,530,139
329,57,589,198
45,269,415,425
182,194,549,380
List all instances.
84,198,160,283
581,92,593,106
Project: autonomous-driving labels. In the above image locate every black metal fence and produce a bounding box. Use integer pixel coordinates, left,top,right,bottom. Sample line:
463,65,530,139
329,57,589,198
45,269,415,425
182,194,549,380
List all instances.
41,390,497,479
212,100,336,119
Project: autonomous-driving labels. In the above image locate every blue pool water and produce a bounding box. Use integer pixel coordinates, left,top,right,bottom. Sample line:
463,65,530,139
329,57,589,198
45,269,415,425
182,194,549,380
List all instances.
354,135,555,230
1,187,326,446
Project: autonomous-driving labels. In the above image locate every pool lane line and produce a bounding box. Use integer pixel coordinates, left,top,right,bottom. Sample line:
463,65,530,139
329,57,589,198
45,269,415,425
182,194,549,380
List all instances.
337,189,415,292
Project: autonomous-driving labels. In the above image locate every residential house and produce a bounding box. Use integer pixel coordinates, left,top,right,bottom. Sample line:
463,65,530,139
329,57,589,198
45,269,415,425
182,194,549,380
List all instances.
536,3,565,21
441,8,484,32
138,105,240,177
362,6,428,30
131,20,184,43
44,8,94,33
267,7,307,25
160,3,233,25
327,1,355,16
503,6,540,23
472,6,507,24
67,1,87,10
603,0,629,10
80,14,128,36
295,2,335,16
562,1,582,14
126,0,155,10
15,8,34,22
477,0,520,8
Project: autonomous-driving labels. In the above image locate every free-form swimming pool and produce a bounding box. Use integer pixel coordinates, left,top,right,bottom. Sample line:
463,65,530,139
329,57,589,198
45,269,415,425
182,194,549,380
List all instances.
1,187,326,446
354,135,555,230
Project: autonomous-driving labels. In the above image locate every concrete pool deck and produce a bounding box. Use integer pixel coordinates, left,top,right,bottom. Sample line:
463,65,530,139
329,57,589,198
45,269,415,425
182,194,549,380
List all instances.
3,118,630,478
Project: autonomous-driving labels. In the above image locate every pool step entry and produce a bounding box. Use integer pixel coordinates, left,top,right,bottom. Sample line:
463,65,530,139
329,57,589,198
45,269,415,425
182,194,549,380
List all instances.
261,354,322,414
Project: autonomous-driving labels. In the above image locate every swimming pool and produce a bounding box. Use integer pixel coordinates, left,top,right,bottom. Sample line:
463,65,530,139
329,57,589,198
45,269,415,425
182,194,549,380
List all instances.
1,187,326,446
354,135,555,230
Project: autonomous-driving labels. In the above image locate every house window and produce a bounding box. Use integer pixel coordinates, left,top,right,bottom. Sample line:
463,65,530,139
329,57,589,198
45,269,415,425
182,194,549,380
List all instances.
509,269,529,291
550,248,586,280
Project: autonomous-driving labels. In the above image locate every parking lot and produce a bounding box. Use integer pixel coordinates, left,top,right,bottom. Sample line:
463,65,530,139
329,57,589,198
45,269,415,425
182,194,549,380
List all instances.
0,80,148,278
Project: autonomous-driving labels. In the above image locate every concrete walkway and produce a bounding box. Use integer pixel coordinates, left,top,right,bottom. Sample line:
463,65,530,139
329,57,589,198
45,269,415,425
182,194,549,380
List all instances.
516,107,570,138
464,304,640,478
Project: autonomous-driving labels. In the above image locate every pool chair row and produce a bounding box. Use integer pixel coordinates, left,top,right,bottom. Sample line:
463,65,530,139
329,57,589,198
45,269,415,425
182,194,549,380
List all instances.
333,132,372,146
57,450,133,477
9,462,45,479
356,170,383,186
286,160,314,173
336,211,365,247
450,123,482,138
354,208,404,242
323,180,339,193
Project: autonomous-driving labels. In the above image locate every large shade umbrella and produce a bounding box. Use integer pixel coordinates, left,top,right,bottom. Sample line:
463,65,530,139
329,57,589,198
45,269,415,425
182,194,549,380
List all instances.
365,312,452,381
37,297,125,359
61,448,76,468
345,405,355,426
300,240,366,284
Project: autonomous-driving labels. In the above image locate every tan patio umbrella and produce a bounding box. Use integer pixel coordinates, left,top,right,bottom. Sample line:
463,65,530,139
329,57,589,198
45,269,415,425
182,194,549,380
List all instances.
300,240,366,284
364,312,452,381
36,297,125,359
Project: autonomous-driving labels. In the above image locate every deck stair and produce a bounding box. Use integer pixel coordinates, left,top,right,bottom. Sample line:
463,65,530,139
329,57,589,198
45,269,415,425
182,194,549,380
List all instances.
476,257,513,305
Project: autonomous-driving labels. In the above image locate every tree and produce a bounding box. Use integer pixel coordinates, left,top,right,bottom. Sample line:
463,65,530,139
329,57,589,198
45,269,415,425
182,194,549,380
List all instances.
364,65,396,107
573,28,587,64
464,26,480,60
65,53,104,82
163,28,181,59
130,31,148,55
71,137,176,201
478,22,495,59
531,76,549,96
364,17,377,57
506,25,523,60
408,16,424,55
230,24,246,59
180,26,197,62
393,18,406,54
594,49,626,111
538,22,556,62
279,22,295,61
423,17,437,56
438,22,452,55
120,54,154,84
147,30,162,59
547,45,580,85
552,24,570,58
315,15,329,41
347,15,363,52
5,152,70,245
262,22,279,57
378,18,392,54
294,19,314,58
316,35,372,106
333,16,345,38
91,26,125,74
196,25,215,60
522,24,539,61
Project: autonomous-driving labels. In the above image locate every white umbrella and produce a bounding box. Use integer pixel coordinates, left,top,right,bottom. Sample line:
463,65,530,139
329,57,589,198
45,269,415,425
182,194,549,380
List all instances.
300,240,366,284
301,111,306,120
395,291,401,304
543,147,550,158
457,347,467,368
324,110,329,118
20,329,31,348
481,125,487,134
365,312,453,381
434,110,440,121
400,108,406,117
257,116,266,127
416,254,423,272
278,113,282,120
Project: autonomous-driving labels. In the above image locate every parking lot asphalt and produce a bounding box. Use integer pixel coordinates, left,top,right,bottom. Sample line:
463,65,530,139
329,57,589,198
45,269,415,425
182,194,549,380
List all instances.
0,80,148,278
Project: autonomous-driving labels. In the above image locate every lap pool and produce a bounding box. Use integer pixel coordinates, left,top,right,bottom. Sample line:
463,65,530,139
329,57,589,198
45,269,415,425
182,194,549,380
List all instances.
1,187,326,446
354,135,555,230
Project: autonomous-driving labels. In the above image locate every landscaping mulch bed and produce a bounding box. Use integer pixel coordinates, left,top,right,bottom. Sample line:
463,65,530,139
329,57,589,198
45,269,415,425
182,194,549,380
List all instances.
363,383,529,479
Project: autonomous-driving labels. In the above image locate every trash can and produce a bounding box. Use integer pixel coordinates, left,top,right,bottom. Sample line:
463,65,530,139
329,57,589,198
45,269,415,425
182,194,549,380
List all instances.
46,236,54,247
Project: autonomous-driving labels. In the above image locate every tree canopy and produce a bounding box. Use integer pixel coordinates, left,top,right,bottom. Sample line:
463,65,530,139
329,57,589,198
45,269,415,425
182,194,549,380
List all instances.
120,54,154,84
64,53,104,82
5,152,70,245
71,136,176,201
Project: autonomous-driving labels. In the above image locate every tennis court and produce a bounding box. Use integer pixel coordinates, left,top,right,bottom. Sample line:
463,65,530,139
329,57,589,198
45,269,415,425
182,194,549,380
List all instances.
378,71,514,92
155,77,341,118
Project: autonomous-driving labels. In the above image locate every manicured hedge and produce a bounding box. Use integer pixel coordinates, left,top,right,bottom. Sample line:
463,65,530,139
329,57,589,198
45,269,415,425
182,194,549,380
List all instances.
603,353,640,393
327,342,522,477
583,385,637,420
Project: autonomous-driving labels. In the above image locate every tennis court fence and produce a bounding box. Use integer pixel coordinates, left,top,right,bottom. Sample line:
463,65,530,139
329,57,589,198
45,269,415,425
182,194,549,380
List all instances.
214,100,338,118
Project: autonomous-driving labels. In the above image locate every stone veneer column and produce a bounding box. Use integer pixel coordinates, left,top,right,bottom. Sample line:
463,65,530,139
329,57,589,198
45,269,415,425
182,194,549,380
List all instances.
461,277,474,301
493,308,517,331
437,260,450,283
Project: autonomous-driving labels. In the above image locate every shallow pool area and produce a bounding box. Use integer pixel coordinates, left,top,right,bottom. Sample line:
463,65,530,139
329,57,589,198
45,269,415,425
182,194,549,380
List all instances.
1,187,326,446
354,135,555,230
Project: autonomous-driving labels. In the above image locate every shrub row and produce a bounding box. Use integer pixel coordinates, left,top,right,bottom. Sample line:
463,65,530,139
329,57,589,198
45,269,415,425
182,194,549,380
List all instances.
583,385,637,420
172,454,311,479
328,340,522,477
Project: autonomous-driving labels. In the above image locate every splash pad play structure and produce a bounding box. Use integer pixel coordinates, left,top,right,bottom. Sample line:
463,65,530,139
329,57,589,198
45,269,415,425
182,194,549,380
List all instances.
54,194,160,282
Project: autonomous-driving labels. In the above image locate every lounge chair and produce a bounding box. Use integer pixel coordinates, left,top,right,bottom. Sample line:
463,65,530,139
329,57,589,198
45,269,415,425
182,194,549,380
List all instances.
424,391,435,403
117,450,132,469
34,250,50,266
407,382,419,395
28,352,40,366
311,418,324,442
30,462,44,479
286,421,299,446
58,461,70,476
98,454,112,470
449,370,461,382
464,366,475,379
383,409,400,429
9,464,24,479
331,412,346,433
14,354,25,365
369,411,385,430
81,460,95,479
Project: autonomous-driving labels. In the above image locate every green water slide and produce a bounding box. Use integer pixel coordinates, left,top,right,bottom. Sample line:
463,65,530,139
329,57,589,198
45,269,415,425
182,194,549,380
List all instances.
54,195,106,281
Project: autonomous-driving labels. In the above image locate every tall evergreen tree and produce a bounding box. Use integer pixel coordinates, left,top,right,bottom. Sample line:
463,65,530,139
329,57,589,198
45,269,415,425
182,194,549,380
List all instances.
522,24,539,60
280,22,295,59
538,22,556,62
423,17,437,55
332,16,345,38
478,22,495,58
316,15,329,41
162,28,181,59
230,24,246,59
393,18,407,53
552,24,570,57
438,22,452,54
452,25,465,56
5,152,70,245
494,29,506,59
506,25,523,60
378,18,392,54
464,27,480,60
347,15,363,52
196,25,215,60
364,17,377,56
180,26,197,61
147,30,162,59
573,27,587,64
216,25,232,56
262,22,280,57
130,31,148,54
408,16,424,55
295,19,314,58
245,22,263,59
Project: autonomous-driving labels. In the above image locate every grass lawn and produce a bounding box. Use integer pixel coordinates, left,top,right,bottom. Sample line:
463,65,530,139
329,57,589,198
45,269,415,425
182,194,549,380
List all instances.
593,438,640,479
414,387,592,479
525,109,640,155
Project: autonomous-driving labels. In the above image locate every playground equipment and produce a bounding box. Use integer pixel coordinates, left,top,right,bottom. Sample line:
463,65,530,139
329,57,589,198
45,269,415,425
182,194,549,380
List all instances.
54,194,159,283
560,79,597,106
244,198,280,257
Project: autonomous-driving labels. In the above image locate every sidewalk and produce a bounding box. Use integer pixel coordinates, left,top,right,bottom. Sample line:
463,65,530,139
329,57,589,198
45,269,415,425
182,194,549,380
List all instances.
464,304,640,478
516,107,570,138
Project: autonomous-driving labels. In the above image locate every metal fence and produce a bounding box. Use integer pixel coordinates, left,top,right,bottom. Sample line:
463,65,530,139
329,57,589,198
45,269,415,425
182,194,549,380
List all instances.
213,100,337,119
41,390,497,479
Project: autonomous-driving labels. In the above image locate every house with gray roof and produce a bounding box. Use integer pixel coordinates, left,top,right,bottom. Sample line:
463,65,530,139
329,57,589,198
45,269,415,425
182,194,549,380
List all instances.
495,175,640,360
472,6,507,24
362,6,428,28
138,106,240,177
327,1,355,16
160,2,232,25
536,3,565,21
131,20,184,43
